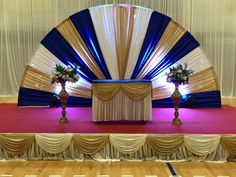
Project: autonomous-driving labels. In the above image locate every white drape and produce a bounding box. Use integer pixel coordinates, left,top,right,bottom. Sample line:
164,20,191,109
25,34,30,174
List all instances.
89,5,119,79
109,134,147,154
35,134,72,154
0,0,235,96
184,135,221,156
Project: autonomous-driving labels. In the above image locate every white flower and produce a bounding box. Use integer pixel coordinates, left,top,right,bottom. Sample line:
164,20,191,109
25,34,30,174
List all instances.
66,66,72,72
51,64,80,84
167,78,172,82
177,69,182,73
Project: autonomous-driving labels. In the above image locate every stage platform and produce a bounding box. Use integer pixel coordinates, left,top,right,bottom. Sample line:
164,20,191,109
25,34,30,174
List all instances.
0,104,236,134
0,104,236,162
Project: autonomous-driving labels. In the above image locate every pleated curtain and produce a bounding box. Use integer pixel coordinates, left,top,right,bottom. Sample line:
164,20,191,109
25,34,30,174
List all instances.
1,0,235,96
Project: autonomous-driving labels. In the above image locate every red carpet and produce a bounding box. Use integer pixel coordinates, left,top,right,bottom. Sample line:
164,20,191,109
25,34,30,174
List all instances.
0,104,236,134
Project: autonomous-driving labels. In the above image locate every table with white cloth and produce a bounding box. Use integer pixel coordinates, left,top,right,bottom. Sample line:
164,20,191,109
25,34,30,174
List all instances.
92,80,152,122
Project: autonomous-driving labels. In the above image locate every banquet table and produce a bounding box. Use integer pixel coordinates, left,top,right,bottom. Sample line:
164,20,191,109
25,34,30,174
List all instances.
92,80,152,122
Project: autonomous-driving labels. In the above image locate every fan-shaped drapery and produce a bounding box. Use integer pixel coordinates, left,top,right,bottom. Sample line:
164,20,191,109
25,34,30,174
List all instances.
18,4,221,108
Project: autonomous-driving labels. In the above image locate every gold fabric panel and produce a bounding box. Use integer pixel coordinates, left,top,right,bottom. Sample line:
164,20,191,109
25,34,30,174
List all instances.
221,135,236,154
0,133,231,161
73,135,109,154
146,135,183,155
93,82,151,101
21,66,92,98
152,67,219,99
113,5,136,79
56,19,105,79
0,134,34,155
92,83,121,101
137,20,186,79
121,82,151,101
21,65,54,91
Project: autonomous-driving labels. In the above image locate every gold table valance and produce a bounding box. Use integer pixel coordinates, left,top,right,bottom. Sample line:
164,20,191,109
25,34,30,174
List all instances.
92,80,152,122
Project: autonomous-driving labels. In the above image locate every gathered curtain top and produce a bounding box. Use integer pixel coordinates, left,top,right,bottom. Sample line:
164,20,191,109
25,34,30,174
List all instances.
92,81,151,101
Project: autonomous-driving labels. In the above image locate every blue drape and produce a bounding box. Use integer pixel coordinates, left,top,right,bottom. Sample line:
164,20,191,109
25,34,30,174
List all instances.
144,32,200,79
152,91,221,108
70,9,111,79
131,12,171,79
18,88,221,108
41,28,97,82
18,87,92,107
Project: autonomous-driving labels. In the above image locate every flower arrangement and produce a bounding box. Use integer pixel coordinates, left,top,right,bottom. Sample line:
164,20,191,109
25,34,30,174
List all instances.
166,64,193,85
51,64,79,84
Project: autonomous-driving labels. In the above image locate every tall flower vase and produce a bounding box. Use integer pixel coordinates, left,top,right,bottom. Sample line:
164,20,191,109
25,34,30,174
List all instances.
58,81,69,123
171,82,182,125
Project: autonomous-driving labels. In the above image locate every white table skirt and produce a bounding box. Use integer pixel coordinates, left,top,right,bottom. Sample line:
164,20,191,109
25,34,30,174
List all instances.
92,89,152,122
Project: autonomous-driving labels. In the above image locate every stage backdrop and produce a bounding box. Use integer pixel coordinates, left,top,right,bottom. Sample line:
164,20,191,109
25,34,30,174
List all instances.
17,4,221,108
1,0,236,98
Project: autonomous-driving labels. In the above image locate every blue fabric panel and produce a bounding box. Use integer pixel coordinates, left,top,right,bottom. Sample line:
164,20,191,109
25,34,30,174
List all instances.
144,32,200,79
40,28,97,82
131,12,171,79
66,96,92,107
70,9,111,79
92,79,151,83
152,91,222,108
18,87,54,106
18,87,92,107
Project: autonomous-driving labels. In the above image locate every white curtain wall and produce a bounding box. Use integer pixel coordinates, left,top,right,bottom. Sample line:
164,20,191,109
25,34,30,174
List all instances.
0,0,235,96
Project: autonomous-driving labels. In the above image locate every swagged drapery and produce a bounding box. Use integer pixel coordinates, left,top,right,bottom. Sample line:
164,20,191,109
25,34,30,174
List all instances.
1,0,236,98
14,3,223,108
92,80,152,121
0,134,236,161
92,81,151,101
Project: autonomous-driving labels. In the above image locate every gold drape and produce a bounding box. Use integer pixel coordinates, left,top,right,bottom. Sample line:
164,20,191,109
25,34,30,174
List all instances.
0,134,34,155
73,135,109,154
136,20,186,79
93,82,151,101
92,83,121,101
221,135,236,154
56,19,106,79
0,133,231,161
146,135,183,155
21,65,53,92
113,5,136,79
21,66,92,98
121,82,151,101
